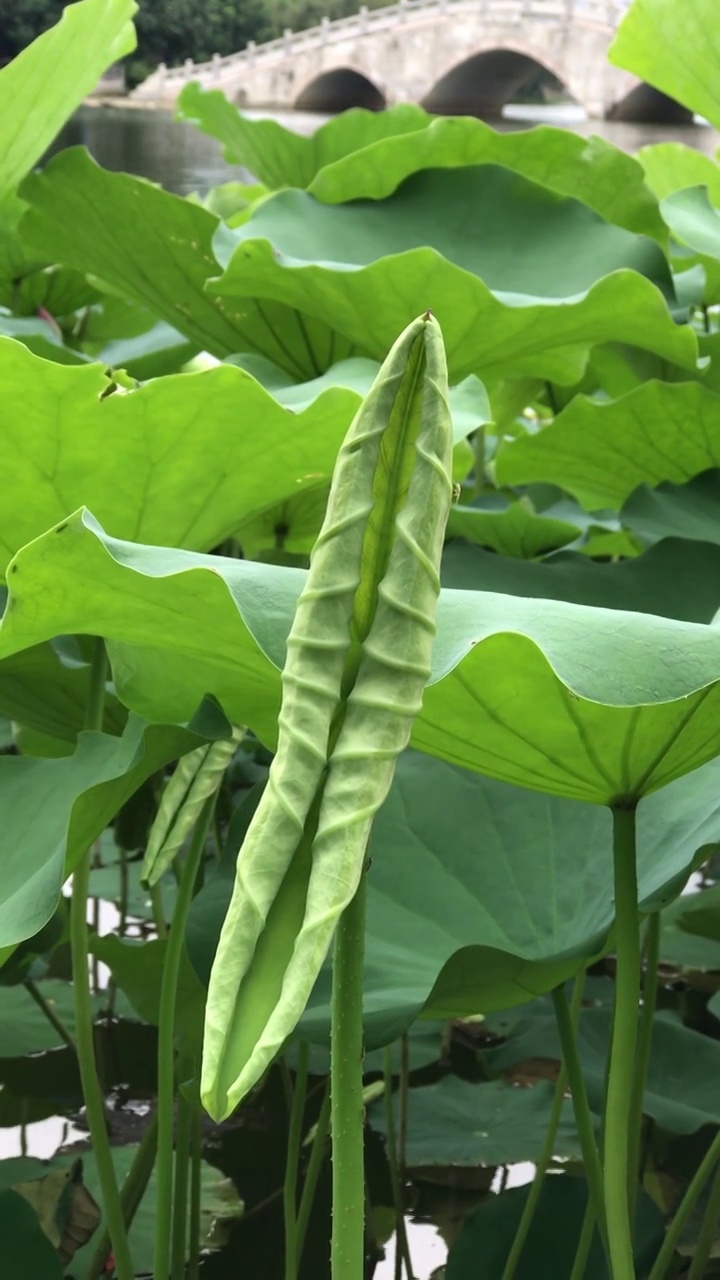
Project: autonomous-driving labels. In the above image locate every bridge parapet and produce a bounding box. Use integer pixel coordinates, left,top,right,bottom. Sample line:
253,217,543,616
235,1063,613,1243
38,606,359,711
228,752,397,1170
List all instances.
133,0,626,104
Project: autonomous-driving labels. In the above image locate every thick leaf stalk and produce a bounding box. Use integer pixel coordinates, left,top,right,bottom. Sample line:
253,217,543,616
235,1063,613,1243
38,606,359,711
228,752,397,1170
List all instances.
201,313,453,1121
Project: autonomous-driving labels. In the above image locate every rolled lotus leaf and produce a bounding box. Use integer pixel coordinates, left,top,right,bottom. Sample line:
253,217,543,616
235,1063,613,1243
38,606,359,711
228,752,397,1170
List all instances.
201,313,454,1121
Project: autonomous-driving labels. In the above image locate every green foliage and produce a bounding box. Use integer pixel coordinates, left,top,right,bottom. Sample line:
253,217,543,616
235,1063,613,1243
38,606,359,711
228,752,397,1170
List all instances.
4,0,720,1274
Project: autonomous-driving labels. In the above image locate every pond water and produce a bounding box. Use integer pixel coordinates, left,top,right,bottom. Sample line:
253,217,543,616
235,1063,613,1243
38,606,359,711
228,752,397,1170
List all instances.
29,100,717,1280
52,100,718,197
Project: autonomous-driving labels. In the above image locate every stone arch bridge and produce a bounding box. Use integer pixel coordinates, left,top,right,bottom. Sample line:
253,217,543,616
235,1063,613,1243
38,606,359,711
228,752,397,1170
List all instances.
132,0,689,122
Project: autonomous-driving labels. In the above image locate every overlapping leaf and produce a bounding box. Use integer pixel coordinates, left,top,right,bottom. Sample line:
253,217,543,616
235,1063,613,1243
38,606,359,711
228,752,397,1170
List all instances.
442,537,720,624
20,149,356,377
8,511,720,802
0,706,230,950
209,169,695,383
191,751,720,1043
176,86,430,189
309,117,665,240
0,338,459,573
495,380,720,509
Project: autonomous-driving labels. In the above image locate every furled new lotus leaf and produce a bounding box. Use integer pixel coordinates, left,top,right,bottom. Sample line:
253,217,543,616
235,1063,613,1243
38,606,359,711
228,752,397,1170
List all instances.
201,313,454,1121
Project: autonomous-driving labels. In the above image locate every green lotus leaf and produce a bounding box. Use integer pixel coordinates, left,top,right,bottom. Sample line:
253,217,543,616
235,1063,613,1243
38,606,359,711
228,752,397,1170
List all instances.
610,0,720,131
0,338,483,575
442,537,720,624
495,380,720,510
0,315,88,366
0,981,107,1057
661,185,720,259
96,322,198,380
176,85,430,189
0,642,126,754
0,0,135,206
190,751,720,1043
638,143,720,204
19,148,355,377
0,1146,239,1278
309,117,665,240
10,511,720,801
0,0,136,286
487,1004,720,1135
370,1075,584,1166
209,171,696,383
658,890,720,974
90,936,205,1055
0,1190,64,1278
445,1177,663,1280
622,470,720,546
446,501,580,559
0,708,230,951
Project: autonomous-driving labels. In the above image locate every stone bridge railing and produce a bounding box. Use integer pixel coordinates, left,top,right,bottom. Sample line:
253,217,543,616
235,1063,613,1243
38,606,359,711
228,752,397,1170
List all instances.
132,0,628,99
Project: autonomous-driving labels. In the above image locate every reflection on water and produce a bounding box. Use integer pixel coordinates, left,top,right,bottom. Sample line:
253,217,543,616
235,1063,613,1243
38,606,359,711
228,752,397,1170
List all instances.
51,100,718,197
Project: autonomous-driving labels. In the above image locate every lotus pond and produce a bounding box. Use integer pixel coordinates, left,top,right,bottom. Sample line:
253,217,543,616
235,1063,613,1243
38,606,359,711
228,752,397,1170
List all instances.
6,0,720,1277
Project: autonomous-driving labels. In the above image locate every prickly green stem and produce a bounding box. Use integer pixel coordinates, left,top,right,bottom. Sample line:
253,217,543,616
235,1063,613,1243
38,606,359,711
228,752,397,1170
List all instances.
331,876,367,1280
604,803,641,1280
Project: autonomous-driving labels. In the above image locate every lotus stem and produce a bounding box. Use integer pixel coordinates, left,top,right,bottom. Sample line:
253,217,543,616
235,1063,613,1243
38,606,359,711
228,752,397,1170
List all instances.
687,1156,720,1279
297,1082,331,1260
648,1128,720,1280
154,796,215,1280
284,1041,309,1280
604,802,641,1280
331,874,368,1280
383,1044,415,1280
628,911,661,1213
71,638,134,1280
568,1200,596,1280
552,984,607,1256
188,1102,203,1280
86,1112,159,1280
502,972,586,1280
170,1085,192,1280
24,979,76,1053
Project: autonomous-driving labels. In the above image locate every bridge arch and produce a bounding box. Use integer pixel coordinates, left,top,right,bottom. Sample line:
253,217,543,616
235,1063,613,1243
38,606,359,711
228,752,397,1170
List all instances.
421,46,576,117
607,82,693,124
293,66,386,112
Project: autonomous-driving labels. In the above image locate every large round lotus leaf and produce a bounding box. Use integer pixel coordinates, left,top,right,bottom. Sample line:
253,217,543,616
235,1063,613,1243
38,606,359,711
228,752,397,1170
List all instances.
369,1075,585,1167
215,167,671,297
485,1005,720,1135
8,511,720,802
445,1176,663,1279
441,537,720,624
207,172,696,384
19,148,357,376
495,380,720,511
445,501,580,559
309,119,665,241
0,339,360,573
622,471,720,547
188,751,720,1043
